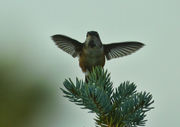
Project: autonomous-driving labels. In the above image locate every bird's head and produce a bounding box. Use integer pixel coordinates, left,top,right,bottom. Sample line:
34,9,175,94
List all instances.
85,31,102,48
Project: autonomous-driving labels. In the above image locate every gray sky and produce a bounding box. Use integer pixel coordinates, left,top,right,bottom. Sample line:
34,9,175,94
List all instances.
0,0,180,127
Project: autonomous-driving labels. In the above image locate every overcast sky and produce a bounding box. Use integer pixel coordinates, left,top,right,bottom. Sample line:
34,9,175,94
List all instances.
0,0,180,127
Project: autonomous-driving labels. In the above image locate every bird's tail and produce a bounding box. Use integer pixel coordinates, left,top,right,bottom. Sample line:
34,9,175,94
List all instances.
85,66,102,83
85,71,90,83
85,75,88,83
85,69,100,83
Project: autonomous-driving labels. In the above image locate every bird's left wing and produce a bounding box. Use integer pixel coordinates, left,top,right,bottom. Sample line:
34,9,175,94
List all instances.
104,41,144,60
51,34,83,57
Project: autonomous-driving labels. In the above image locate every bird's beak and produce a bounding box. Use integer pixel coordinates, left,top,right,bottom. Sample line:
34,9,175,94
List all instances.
88,40,96,48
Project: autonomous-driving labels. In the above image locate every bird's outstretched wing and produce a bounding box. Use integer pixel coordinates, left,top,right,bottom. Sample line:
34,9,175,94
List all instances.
51,34,83,57
104,42,144,60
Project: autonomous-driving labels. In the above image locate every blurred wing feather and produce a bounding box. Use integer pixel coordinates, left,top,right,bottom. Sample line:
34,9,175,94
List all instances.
51,34,83,57
104,42,144,60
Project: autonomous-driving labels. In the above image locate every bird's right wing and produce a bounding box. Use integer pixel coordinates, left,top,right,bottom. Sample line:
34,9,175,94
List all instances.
51,34,83,57
104,41,144,60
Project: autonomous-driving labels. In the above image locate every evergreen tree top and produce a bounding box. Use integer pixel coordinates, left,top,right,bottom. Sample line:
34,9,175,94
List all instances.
61,67,154,127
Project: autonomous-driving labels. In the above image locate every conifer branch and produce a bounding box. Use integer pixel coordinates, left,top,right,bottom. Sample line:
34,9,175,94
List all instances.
61,67,154,127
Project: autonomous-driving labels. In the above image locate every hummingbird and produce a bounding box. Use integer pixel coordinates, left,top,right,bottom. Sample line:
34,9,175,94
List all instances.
51,31,144,81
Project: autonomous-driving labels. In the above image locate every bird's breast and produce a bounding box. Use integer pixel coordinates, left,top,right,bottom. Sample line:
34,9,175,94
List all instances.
79,47,105,72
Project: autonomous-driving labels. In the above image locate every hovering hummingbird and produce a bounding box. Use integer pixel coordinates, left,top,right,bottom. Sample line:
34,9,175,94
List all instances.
52,31,144,81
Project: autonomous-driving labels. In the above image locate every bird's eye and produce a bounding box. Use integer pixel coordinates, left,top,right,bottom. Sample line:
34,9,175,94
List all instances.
86,32,90,37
